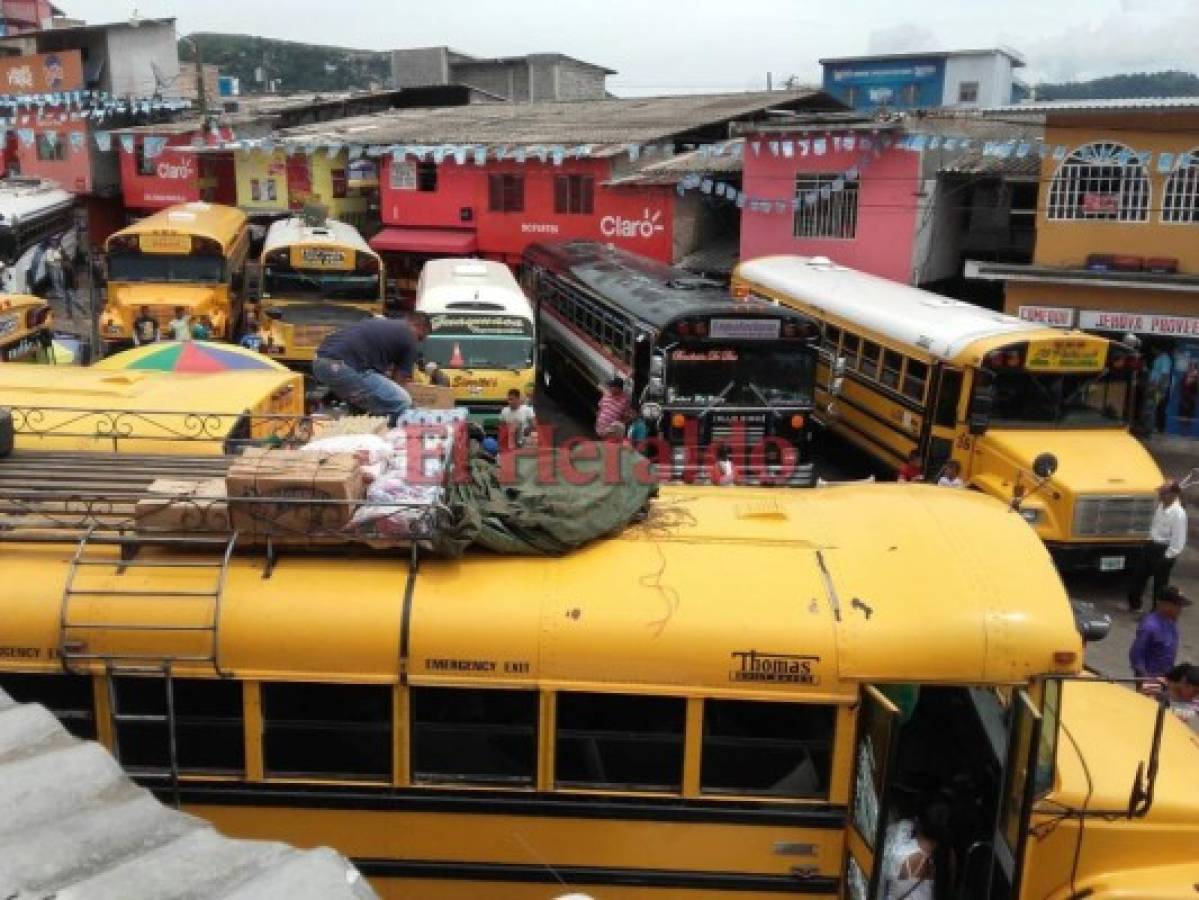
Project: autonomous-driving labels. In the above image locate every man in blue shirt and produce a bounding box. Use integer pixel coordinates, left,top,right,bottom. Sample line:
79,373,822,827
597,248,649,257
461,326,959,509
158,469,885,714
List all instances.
1130,585,1190,679
313,314,429,420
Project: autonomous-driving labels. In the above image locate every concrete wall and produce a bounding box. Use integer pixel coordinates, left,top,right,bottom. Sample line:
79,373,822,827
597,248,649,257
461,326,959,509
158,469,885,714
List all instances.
104,21,179,98
391,47,450,88
452,61,518,100
555,61,608,100
528,58,558,102
943,54,1014,108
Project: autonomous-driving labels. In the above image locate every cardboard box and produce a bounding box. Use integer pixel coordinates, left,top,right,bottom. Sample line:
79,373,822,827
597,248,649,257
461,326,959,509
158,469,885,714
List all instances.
226,447,364,536
135,479,230,532
406,384,456,410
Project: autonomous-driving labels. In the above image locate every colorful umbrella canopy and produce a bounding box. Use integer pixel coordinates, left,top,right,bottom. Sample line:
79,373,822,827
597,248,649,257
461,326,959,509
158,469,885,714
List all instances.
97,341,290,374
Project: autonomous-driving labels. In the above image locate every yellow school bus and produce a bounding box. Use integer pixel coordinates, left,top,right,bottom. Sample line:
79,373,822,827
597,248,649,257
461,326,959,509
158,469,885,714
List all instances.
733,255,1164,573
258,215,385,366
0,468,1194,899
0,294,55,363
101,202,251,349
0,364,304,454
415,258,536,430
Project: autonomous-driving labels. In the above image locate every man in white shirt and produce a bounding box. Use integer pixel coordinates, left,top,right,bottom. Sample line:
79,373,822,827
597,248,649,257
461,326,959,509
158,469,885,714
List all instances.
1128,480,1189,612
498,389,536,449
166,306,192,342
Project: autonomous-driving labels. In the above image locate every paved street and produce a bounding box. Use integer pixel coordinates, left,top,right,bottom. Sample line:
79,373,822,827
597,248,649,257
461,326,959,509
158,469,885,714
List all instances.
534,390,1199,677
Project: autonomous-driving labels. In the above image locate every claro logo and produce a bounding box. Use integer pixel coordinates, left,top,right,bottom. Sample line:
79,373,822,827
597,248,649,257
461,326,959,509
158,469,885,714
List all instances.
600,207,664,240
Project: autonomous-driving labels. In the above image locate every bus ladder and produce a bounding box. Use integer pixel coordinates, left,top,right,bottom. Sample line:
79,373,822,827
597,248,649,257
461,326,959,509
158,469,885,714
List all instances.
58,529,239,678
106,660,183,808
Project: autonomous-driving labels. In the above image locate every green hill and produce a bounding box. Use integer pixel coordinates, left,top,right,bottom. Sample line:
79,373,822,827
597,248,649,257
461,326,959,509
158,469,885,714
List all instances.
180,33,391,94
1035,70,1199,100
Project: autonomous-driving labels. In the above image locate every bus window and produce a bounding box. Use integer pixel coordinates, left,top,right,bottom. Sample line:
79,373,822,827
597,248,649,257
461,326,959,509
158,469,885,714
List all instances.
1033,679,1061,797
556,692,686,792
881,350,903,390
935,369,964,428
262,682,391,781
859,340,881,378
700,699,836,799
903,359,929,402
0,672,96,740
824,325,841,353
112,677,244,774
842,333,861,370
411,687,538,787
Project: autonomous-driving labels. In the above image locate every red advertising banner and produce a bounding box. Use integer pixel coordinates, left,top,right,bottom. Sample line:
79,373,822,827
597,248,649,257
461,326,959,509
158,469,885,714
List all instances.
0,50,83,94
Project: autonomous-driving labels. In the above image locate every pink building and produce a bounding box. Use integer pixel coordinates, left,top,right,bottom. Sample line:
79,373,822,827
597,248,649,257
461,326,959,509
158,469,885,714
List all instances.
738,121,921,283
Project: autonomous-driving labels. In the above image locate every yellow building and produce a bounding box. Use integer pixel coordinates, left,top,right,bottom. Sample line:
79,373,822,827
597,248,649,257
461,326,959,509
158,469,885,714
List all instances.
969,98,1199,437
234,147,369,225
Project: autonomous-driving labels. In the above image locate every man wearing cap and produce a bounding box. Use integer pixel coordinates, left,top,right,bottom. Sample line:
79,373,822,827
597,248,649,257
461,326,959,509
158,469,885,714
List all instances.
1127,480,1188,612
595,376,631,439
1130,585,1190,680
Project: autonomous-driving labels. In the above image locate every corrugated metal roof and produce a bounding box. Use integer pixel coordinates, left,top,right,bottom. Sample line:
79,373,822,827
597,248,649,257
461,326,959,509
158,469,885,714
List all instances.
820,47,1026,66
986,97,1199,115
0,689,378,900
606,141,744,186
274,89,835,148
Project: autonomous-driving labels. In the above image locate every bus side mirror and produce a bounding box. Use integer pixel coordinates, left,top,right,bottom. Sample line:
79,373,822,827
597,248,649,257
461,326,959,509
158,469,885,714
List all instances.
830,376,845,397
1033,452,1059,480
649,353,665,378
968,384,994,436
833,356,847,377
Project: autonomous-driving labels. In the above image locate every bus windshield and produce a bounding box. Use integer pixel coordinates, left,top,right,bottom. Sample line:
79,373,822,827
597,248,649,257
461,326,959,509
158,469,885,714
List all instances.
108,253,224,284
263,269,381,302
666,346,814,406
990,369,1132,428
422,334,534,370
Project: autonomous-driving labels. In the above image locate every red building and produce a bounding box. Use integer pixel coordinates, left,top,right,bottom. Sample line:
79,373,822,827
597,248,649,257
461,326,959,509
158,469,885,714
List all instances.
114,122,238,213
273,91,842,299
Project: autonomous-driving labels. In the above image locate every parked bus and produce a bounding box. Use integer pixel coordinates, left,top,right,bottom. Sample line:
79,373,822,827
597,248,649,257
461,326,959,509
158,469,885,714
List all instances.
0,177,77,295
258,215,385,366
0,364,304,454
0,294,55,363
414,258,536,429
524,241,821,481
0,472,1193,899
101,202,251,350
733,255,1163,569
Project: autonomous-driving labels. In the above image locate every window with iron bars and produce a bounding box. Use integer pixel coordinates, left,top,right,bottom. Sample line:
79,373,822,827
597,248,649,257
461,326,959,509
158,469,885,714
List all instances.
1046,142,1149,222
1163,151,1199,224
793,174,859,239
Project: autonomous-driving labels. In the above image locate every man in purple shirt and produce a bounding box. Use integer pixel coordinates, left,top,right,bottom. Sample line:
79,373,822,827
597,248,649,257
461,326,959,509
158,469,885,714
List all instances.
1130,585,1190,679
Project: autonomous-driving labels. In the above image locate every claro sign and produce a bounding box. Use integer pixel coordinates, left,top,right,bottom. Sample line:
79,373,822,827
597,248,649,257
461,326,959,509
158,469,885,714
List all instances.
600,207,664,240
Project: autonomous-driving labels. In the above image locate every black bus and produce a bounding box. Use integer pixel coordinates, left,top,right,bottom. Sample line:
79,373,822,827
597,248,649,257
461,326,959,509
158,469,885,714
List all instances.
521,241,821,483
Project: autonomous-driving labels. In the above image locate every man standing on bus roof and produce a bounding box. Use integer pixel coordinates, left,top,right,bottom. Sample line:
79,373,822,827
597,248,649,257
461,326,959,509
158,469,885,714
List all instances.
132,306,159,346
1127,480,1188,612
313,313,429,421
595,376,631,439
1130,585,1190,680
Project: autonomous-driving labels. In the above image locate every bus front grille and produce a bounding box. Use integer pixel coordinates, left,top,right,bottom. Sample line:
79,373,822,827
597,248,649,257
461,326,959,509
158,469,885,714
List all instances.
710,417,766,445
1073,495,1156,538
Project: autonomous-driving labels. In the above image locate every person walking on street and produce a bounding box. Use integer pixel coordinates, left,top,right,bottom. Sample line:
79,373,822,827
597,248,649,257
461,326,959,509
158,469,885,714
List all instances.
167,307,192,341
132,306,159,346
499,388,536,449
595,376,631,440
44,238,82,319
1130,585,1190,681
313,313,429,420
1127,480,1188,612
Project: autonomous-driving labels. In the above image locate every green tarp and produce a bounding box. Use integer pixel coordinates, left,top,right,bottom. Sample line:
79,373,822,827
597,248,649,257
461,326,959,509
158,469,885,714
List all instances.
434,445,657,556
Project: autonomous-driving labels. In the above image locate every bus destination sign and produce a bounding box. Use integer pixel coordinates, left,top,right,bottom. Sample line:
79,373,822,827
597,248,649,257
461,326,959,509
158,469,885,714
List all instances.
139,233,192,254
430,315,530,336
710,318,781,340
292,246,352,270
1026,339,1105,372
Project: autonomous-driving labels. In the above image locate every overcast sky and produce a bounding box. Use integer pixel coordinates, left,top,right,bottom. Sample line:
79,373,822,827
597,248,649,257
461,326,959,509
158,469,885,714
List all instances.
69,0,1199,92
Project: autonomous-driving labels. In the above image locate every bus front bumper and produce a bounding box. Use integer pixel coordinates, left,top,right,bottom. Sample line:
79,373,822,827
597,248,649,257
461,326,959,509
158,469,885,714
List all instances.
1044,541,1149,574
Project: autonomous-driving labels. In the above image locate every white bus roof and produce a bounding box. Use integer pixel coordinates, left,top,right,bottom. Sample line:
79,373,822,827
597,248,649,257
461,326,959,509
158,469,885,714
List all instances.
416,258,532,317
737,256,1044,359
0,178,74,224
262,216,375,257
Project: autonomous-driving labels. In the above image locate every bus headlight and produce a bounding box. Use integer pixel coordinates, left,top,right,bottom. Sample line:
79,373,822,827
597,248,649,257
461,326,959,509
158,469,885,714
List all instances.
1019,507,1043,525
641,402,662,421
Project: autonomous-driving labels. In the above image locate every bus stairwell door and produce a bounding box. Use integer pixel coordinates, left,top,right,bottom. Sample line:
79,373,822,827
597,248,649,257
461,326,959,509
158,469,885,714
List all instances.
844,685,900,899
992,688,1043,900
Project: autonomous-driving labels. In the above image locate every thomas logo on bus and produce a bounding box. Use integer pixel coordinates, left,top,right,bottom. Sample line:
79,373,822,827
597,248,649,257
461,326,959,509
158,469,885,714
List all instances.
730,650,819,685
430,315,530,335
1026,339,1105,372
